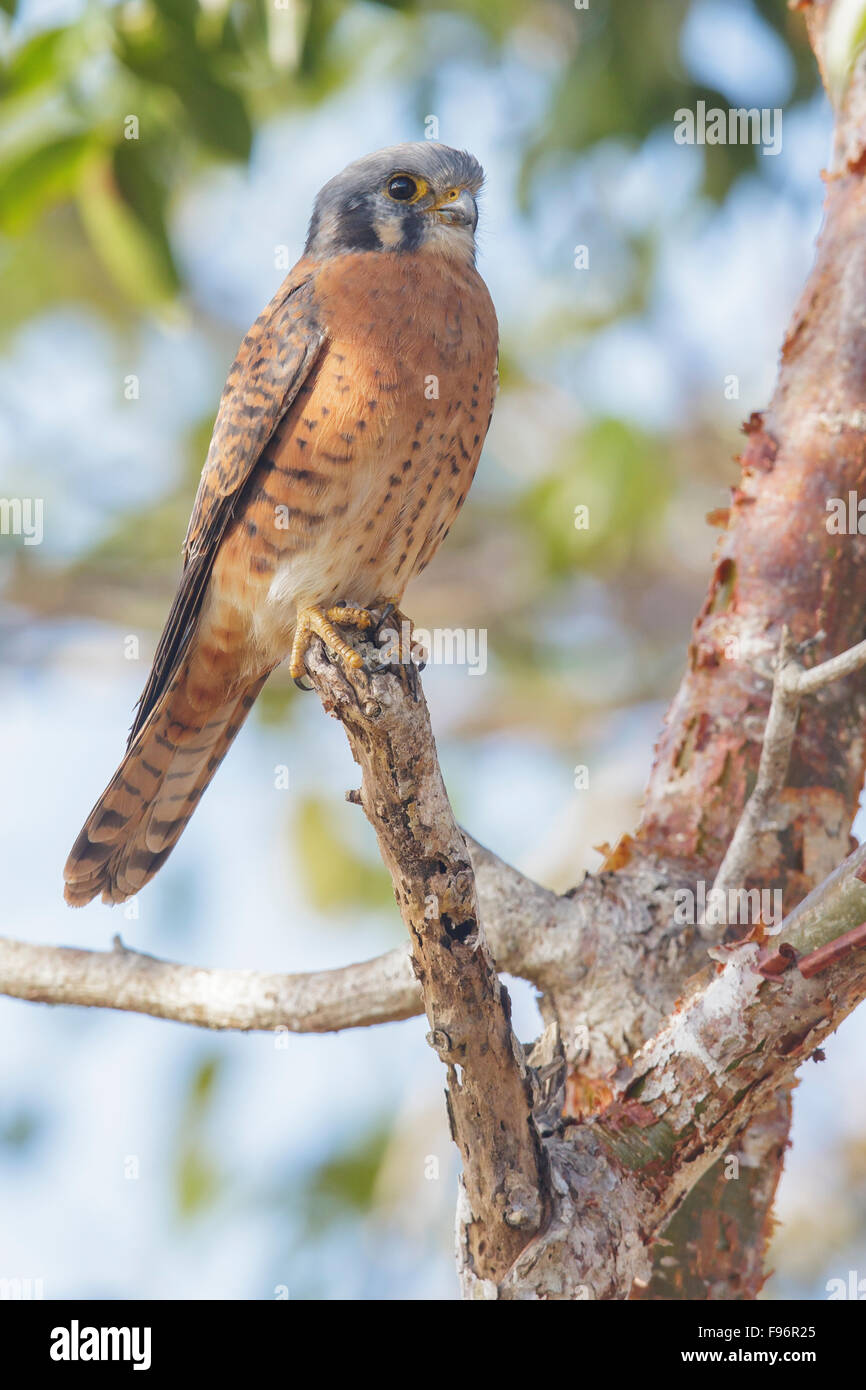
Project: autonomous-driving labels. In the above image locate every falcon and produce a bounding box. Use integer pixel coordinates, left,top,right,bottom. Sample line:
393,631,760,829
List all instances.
64,142,499,906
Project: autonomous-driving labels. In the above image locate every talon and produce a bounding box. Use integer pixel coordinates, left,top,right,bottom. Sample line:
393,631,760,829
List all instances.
291,606,369,681
326,604,373,630
294,674,314,692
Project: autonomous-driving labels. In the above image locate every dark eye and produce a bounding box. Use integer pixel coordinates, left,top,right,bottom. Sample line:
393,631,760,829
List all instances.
387,175,418,202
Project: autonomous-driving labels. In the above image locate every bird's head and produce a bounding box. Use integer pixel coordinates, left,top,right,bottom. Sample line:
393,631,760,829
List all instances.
305,142,484,263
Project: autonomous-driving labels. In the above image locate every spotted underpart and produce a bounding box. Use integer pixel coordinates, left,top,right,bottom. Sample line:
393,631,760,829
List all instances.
63,142,498,907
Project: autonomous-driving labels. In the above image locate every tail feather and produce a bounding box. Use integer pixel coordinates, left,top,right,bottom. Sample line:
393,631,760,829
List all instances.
64,660,267,906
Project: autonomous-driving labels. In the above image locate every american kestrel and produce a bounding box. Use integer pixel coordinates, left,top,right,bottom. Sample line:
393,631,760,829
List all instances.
64,142,499,906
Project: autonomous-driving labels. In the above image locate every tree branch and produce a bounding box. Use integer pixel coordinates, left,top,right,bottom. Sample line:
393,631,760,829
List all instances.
622,0,866,1296
301,637,548,1285
495,840,866,1299
0,934,420,1033
0,836,563,1034
712,627,866,909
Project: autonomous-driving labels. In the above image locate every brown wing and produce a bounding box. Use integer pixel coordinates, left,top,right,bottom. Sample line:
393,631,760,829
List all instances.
128,262,325,746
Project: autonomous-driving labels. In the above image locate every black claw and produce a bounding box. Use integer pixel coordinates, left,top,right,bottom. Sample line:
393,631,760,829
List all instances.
293,674,314,692
373,602,396,643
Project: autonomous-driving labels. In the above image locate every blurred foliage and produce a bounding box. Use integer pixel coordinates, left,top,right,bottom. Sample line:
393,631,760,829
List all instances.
0,0,817,321
0,0,828,894
173,1054,225,1219
0,1104,43,1152
526,418,673,578
520,0,818,203
293,794,395,915
0,0,824,832
295,1117,392,1236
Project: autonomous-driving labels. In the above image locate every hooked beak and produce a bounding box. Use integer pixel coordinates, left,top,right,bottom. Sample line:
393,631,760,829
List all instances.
432,188,478,232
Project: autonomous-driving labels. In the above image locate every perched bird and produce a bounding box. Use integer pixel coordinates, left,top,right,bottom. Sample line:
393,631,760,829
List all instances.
64,142,499,906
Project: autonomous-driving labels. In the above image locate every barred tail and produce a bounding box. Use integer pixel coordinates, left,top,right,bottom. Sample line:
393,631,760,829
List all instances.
63,657,267,906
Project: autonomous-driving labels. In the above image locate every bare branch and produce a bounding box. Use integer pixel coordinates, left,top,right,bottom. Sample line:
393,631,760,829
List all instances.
302,638,547,1285
0,836,563,1033
712,629,866,916
787,633,866,696
0,935,419,1033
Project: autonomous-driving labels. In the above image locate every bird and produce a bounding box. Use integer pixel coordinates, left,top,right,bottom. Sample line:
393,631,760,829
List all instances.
63,142,499,906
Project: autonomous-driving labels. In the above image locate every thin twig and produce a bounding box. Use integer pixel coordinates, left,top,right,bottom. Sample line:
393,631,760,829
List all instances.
789,634,866,696
709,627,866,929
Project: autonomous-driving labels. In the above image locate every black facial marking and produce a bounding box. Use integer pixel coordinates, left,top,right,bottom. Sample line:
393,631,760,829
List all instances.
337,194,381,252
395,208,425,253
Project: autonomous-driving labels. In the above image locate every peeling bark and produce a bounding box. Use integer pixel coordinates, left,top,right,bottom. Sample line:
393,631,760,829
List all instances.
614,0,866,1298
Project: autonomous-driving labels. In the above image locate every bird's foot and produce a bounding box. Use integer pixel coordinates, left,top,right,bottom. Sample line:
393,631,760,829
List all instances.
370,599,426,699
372,600,424,658
325,602,375,631
291,600,425,699
291,604,371,688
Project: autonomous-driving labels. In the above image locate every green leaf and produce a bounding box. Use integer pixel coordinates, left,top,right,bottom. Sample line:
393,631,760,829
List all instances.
188,1056,221,1115
524,418,672,578
171,1057,225,1218
176,1145,221,1217
150,0,199,35
293,795,394,915
174,72,252,160
76,154,179,306
115,26,253,160
111,138,180,294
298,0,346,78
1,27,71,97
300,1121,392,1233
0,133,95,234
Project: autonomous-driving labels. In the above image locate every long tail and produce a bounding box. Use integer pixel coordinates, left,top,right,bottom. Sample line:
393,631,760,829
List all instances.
64,655,268,906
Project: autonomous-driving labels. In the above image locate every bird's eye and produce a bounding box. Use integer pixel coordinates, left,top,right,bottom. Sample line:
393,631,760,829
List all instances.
387,175,419,202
